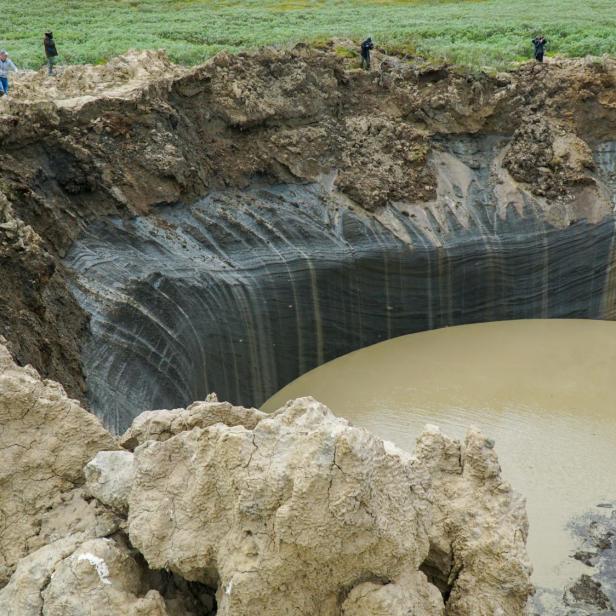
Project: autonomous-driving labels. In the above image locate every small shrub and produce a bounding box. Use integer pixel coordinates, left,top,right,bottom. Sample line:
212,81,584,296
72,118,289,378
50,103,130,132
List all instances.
335,46,356,59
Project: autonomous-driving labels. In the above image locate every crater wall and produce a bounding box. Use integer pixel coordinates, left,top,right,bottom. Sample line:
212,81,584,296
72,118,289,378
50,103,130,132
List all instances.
67,137,616,432
3,47,616,408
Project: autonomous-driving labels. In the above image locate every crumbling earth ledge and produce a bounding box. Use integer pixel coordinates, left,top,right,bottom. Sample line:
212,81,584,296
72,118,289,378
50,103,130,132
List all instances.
0,342,532,614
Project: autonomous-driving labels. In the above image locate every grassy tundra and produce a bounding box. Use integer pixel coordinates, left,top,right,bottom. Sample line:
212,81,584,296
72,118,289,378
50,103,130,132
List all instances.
4,0,616,70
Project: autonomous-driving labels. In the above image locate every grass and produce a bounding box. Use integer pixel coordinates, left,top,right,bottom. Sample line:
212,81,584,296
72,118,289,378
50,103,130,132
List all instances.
3,0,616,71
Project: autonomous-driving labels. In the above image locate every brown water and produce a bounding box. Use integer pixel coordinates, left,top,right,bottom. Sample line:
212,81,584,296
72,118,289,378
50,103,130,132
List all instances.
264,319,616,590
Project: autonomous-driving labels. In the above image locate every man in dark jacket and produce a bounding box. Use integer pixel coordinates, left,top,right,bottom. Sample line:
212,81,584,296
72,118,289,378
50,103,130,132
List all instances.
532,36,547,63
360,37,374,70
44,32,58,75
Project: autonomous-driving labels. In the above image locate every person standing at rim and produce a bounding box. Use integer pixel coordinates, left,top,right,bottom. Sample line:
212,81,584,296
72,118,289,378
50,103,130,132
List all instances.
0,50,18,98
360,37,374,70
44,31,59,75
532,35,547,63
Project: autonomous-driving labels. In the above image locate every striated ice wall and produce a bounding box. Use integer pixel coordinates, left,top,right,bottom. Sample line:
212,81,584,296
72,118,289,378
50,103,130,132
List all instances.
66,137,616,432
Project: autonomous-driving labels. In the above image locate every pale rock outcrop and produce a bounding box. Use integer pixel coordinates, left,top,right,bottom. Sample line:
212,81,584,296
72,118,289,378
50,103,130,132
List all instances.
29,487,123,554
0,536,83,615
0,349,532,616
0,532,217,615
341,571,445,616
128,397,438,615
0,340,117,585
85,450,136,513
126,396,533,615
0,536,174,616
416,425,533,616
41,538,170,616
120,397,266,450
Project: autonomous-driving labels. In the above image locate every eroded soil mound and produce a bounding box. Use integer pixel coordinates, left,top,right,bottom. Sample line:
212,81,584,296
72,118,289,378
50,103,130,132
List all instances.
0,343,532,614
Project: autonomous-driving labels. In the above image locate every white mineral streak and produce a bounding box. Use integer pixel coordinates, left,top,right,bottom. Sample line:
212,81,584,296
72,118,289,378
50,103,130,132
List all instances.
0,538,170,616
76,553,112,585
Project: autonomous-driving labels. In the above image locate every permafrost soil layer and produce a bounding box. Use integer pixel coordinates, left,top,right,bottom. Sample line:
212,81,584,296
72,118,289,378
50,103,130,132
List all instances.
1,46,616,427
69,151,616,432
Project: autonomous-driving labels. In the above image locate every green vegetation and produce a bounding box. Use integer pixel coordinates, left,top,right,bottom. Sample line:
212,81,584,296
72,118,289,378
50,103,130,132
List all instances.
4,0,616,70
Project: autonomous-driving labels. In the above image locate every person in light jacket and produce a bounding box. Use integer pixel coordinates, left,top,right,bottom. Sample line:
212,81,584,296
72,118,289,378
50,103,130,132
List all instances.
0,50,18,97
